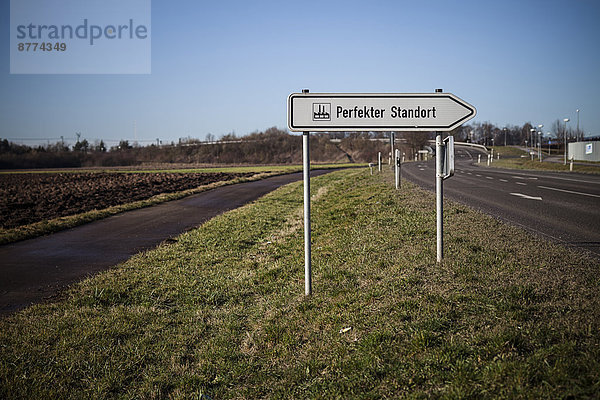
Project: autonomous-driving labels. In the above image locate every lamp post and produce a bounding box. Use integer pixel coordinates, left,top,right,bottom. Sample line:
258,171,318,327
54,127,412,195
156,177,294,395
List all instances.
503,128,507,146
563,118,570,165
537,131,542,161
547,132,551,155
576,109,580,141
530,128,535,151
537,125,543,161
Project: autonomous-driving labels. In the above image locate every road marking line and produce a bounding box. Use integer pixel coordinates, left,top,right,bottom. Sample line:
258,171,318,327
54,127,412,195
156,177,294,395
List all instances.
537,175,600,185
510,193,542,201
516,182,527,185
538,185,600,198
467,172,472,175
475,174,482,177
486,176,494,180
488,170,598,185
510,175,537,180
499,179,508,182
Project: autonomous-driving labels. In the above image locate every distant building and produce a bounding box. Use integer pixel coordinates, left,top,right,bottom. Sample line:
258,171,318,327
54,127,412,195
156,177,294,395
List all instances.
568,141,600,162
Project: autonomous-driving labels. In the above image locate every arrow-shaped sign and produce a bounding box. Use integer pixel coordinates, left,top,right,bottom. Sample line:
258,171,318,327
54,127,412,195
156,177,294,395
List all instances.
288,92,476,132
510,193,543,201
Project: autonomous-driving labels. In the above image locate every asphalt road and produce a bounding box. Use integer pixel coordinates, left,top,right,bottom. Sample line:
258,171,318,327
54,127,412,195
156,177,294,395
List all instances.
0,170,331,316
402,147,600,257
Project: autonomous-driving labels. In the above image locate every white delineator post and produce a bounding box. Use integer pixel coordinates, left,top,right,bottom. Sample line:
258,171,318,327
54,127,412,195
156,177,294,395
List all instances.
378,152,382,172
303,130,311,296
570,157,573,172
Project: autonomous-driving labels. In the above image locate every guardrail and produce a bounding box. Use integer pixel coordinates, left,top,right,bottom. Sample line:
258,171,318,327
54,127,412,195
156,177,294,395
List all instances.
428,140,489,154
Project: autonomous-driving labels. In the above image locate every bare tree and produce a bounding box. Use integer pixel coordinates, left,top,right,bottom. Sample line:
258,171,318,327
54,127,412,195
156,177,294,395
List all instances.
551,119,565,140
402,131,430,157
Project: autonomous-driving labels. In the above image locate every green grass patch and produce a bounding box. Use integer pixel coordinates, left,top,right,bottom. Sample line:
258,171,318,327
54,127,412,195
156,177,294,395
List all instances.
1,169,599,398
490,146,528,157
490,158,600,174
0,164,364,245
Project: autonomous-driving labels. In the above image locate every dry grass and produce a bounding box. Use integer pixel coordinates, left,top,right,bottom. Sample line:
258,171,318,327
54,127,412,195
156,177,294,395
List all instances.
1,168,598,399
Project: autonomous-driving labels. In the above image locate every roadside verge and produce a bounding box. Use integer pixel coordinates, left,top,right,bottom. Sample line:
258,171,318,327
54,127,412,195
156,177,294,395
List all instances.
1,168,598,398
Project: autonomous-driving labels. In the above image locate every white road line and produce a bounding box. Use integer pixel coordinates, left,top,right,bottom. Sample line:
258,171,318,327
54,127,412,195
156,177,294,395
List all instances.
516,182,527,185
538,185,600,198
511,176,536,180
510,193,543,201
467,172,472,175
485,170,598,185
499,179,508,182
536,175,600,185
475,174,482,177
486,176,494,180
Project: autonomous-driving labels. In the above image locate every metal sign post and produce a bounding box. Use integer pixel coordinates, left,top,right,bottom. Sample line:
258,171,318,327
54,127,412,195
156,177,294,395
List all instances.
395,148,401,189
390,132,395,169
303,130,311,295
435,131,444,262
288,90,475,291
436,132,455,262
301,90,312,296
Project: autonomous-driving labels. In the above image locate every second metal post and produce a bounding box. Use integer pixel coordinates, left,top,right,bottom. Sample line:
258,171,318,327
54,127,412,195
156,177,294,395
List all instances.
436,131,443,262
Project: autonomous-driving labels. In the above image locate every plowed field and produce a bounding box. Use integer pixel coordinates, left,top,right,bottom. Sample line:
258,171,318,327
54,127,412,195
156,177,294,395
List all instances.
0,172,253,229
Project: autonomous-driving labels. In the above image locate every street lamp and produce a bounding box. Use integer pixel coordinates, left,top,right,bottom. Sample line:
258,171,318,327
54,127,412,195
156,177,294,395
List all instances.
537,131,542,161
576,109,580,141
563,118,570,165
503,128,507,146
530,128,535,150
536,125,543,161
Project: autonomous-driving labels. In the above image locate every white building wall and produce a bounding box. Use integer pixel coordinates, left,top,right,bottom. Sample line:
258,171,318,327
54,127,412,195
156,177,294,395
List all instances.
568,141,600,162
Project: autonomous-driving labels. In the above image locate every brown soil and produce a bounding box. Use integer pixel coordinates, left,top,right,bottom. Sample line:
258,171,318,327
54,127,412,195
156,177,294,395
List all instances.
0,172,253,229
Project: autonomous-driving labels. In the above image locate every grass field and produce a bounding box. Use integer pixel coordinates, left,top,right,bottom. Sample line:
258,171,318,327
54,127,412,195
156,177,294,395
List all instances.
487,147,600,174
489,146,528,158
0,163,362,175
491,158,600,174
0,164,363,245
1,169,598,399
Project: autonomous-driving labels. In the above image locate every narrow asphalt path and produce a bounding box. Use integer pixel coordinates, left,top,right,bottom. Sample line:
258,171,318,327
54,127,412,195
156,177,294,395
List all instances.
0,170,331,316
403,147,600,257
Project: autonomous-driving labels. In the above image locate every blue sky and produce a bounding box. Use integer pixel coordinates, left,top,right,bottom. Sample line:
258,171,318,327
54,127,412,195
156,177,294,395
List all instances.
1,0,599,147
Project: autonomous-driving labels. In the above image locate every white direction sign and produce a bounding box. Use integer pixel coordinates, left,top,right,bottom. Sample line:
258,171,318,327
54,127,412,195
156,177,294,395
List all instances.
288,92,476,132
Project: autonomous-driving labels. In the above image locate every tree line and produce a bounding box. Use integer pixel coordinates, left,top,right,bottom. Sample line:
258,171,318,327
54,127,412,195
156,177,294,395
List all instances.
1,121,586,169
